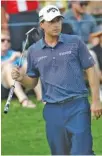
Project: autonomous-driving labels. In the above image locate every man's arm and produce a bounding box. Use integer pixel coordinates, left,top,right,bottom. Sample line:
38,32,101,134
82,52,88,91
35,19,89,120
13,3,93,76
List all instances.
20,75,38,89
86,65,102,119
86,65,100,102
77,37,102,118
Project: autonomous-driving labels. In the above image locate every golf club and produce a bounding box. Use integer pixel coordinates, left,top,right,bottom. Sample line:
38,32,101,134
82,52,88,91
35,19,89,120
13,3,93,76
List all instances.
4,27,36,114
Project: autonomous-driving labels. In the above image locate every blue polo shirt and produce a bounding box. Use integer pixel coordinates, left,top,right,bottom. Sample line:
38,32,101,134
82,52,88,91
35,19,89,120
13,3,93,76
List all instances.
63,9,97,43
27,33,95,103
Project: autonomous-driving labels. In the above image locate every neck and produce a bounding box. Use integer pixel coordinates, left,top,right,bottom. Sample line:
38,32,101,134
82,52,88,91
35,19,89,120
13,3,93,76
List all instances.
44,33,59,47
72,8,82,20
1,50,6,56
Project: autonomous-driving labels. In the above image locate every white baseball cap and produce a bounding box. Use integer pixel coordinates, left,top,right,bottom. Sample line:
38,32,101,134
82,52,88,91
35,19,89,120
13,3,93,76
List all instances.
39,5,64,22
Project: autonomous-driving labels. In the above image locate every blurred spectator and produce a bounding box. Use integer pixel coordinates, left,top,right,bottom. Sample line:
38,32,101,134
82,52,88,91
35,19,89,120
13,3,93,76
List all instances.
1,30,42,107
63,0,97,43
40,0,68,14
1,0,39,51
86,1,102,18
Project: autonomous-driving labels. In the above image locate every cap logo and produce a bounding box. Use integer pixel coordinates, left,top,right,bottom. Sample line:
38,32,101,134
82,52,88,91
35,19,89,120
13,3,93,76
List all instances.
47,7,58,13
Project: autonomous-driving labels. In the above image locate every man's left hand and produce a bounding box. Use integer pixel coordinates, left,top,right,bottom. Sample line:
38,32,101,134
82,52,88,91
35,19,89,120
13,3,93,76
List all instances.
91,101,102,119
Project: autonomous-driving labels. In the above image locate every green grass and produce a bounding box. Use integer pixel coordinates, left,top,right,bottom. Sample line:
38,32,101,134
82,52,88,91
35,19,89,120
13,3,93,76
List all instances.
1,96,102,155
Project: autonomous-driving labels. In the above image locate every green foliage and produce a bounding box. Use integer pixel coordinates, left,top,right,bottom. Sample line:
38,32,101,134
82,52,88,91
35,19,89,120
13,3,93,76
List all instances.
1,96,102,155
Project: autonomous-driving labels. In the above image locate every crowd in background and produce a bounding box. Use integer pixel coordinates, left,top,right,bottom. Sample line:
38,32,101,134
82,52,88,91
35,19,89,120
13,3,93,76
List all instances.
1,0,102,106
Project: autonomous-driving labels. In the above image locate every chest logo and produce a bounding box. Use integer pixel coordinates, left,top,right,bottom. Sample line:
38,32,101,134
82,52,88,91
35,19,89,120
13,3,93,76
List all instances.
37,56,48,62
59,51,72,56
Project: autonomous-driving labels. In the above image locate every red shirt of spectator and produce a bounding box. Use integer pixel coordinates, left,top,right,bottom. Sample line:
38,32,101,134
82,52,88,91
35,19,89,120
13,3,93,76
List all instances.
1,0,39,14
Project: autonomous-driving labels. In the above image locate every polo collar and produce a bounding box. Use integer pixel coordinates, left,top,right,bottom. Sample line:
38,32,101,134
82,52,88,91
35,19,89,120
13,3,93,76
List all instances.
40,33,64,49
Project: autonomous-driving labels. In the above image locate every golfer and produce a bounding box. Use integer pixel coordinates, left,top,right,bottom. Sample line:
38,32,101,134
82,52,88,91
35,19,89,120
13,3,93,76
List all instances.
11,5,102,155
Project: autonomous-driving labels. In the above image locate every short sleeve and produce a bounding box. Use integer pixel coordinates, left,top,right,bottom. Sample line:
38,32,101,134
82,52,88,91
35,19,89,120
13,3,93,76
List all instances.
26,46,39,78
78,38,95,69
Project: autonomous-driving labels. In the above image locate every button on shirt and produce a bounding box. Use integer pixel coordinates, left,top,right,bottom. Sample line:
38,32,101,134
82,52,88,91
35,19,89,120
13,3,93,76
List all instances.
63,10,97,43
27,33,95,103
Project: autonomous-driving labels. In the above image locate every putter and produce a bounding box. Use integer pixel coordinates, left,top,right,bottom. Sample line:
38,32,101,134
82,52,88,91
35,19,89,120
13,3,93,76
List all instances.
4,27,37,114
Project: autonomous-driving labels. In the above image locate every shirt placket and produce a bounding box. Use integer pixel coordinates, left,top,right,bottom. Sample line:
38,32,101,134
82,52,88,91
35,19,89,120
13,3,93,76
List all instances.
51,48,57,69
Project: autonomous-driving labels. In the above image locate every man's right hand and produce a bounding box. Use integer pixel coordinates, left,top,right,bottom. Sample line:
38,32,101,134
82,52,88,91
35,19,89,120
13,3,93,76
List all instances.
11,66,24,82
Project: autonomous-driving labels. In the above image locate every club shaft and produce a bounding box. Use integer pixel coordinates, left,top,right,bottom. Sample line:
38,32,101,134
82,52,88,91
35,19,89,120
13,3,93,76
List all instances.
4,85,15,113
26,27,35,35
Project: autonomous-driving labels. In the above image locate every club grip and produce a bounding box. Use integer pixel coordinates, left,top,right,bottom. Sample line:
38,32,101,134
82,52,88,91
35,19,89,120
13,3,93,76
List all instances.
4,85,15,114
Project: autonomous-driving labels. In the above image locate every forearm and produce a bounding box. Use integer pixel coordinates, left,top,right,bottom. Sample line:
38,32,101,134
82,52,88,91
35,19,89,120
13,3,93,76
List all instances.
1,6,8,30
86,66,100,102
20,75,38,89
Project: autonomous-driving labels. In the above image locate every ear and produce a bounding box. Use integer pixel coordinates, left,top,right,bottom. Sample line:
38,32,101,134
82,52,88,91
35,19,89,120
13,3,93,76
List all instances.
40,22,44,29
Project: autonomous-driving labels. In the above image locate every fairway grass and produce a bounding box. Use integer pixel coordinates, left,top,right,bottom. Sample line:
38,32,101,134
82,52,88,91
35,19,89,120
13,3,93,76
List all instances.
1,96,102,155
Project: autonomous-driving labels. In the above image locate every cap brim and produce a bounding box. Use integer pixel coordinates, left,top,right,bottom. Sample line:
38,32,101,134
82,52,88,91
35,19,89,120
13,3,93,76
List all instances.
45,15,64,22
91,31,102,37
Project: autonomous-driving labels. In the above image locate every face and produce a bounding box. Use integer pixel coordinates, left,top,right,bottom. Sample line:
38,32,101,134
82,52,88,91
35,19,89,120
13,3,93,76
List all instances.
40,16,62,37
72,1,88,14
91,37,99,46
1,33,11,53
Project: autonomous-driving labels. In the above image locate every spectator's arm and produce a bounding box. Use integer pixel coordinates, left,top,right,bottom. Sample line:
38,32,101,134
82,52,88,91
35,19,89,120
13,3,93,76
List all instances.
1,6,9,30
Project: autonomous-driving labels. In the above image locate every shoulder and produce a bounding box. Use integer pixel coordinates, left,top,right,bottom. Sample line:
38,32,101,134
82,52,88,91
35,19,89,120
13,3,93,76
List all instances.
28,39,42,50
63,9,72,17
7,49,16,55
84,13,96,21
8,49,15,53
63,9,74,21
27,38,43,56
61,33,80,45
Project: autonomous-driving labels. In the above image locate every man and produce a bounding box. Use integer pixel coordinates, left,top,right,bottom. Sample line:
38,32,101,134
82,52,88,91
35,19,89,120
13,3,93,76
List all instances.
63,1,97,43
1,0,39,51
11,5,102,155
